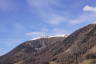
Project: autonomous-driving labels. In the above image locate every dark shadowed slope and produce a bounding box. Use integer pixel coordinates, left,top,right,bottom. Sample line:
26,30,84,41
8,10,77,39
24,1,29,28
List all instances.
0,24,96,64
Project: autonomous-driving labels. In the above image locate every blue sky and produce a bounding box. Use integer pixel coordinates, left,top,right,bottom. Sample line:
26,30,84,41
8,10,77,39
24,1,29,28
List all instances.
0,0,96,55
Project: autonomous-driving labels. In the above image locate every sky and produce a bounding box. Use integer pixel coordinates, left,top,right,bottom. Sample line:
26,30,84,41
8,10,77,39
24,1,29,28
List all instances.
0,0,96,55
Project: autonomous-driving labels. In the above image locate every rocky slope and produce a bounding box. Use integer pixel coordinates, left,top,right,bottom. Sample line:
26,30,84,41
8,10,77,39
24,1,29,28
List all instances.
0,37,65,64
55,24,96,64
0,24,96,64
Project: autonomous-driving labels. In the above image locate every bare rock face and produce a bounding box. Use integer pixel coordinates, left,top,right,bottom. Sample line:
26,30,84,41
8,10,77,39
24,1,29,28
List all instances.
0,24,96,64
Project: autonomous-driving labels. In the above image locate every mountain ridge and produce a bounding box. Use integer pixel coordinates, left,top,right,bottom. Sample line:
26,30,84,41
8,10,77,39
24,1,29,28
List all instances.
0,24,96,64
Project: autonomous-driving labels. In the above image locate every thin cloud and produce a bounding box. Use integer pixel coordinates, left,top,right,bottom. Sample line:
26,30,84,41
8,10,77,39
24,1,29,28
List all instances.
27,0,96,25
83,5,96,12
26,28,68,40
27,0,66,26
26,32,45,40
26,31,67,40
69,14,96,25
26,31,51,40
26,32,43,36
46,15,66,25
69,5,96,25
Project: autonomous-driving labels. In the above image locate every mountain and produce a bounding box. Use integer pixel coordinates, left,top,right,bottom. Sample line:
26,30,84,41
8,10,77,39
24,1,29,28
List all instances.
55,24,96,64
0,24,96,64
0,37,66,64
